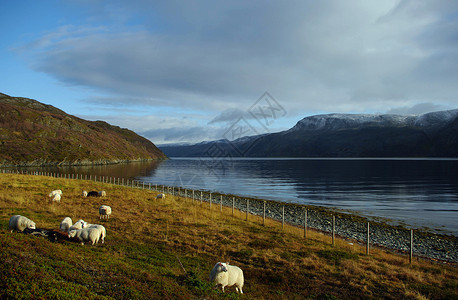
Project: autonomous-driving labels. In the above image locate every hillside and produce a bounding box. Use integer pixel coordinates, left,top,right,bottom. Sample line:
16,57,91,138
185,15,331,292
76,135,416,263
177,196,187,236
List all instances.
160,110,458,157
1,173,457,299
0,93,167,166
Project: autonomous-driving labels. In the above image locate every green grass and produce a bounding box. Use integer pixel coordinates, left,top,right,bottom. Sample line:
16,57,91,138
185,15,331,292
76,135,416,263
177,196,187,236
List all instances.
0,173,457,299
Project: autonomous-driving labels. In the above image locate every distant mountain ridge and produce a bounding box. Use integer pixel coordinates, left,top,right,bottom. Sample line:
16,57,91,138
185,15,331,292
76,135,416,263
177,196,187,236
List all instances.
0,92,167,166
160,109,458,158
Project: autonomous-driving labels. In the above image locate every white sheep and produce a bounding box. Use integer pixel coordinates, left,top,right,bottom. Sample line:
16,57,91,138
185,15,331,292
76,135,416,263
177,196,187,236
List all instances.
210,262,244,294
87,224,106,243
68,219,87,232
68,227,101,245
8,215,36,232
52,193,61,202
49,190,62,197
98,190,106,197
156,193,165,200
82,191,88,197
59,217,73,232
99,205,112,220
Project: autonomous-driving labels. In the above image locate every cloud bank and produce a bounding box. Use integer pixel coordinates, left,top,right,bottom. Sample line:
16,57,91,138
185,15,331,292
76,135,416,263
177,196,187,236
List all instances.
15,0,458,143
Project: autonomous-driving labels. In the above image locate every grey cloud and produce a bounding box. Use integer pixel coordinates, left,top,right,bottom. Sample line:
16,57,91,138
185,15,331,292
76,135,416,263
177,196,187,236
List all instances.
139,126,225,144
386,103,448,115
20,0,458,118
208,108,248,125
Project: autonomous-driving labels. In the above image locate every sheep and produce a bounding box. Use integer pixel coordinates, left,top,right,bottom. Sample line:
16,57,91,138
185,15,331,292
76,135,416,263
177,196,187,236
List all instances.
98,190,106,197
82,191,88,197
87,224,106,243
8,215,36,232
48,190,62,197
86,191,99,197
68,227,101,245
209,262,244,294
23,228,58,242
98,205,112,220
68,219,87,232
52,193,61,202
59,217,73,232
156,193,165,200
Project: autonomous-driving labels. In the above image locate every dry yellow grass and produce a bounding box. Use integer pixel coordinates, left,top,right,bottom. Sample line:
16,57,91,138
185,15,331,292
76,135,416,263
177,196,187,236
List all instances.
0,173,457,299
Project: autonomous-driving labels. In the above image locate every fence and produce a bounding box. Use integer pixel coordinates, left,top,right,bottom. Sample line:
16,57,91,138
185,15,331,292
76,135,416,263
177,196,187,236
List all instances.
1,168,457,264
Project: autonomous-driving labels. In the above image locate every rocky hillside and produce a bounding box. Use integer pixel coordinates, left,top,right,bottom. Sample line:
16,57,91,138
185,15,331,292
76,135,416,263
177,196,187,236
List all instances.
0,92,167,166
160,110,458,157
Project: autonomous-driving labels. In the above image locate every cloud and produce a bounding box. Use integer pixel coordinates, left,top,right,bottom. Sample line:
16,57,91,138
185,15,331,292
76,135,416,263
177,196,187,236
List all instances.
386,103,449,115
13,0,458,142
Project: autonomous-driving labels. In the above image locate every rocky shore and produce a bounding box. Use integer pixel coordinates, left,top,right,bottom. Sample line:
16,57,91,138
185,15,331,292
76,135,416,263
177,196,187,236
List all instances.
173,188,458,264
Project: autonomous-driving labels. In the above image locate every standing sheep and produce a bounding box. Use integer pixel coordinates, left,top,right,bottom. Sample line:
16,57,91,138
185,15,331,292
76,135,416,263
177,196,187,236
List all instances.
88,224,106,243
68,227,101,245
8,215,36,232
49,190,62,197
86,191,99,197
99,205,112,220
59,217,73,232
68,219,87,232
52,193,61,202
156,193,165,200
210,262,244,294
82,191,88,197
98,191,106,197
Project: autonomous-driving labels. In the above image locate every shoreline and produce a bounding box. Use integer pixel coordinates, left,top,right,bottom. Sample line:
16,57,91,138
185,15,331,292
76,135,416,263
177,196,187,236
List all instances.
174,190,458,263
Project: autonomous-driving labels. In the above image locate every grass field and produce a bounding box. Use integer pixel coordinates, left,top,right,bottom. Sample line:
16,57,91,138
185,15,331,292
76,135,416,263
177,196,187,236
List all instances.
0,173,457,299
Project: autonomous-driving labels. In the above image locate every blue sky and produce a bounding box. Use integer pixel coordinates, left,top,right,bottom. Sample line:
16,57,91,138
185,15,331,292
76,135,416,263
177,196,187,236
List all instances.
1,0,457,144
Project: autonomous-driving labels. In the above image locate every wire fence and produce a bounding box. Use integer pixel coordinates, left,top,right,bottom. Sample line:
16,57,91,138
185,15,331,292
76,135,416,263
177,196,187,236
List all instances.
1,168,457,264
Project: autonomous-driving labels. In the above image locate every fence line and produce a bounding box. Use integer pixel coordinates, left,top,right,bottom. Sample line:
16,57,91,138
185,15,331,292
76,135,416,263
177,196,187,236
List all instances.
1,168,456,264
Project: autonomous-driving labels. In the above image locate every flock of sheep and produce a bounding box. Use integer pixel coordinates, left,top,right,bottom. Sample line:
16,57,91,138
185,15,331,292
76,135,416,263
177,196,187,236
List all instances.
8,188,245,294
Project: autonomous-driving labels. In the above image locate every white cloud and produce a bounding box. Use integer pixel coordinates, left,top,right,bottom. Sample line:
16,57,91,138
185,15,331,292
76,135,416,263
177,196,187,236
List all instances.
14,0,458,143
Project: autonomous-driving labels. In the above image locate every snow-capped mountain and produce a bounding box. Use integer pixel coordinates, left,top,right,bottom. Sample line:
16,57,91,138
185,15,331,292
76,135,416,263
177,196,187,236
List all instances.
289,109,458,132
159,109,458,158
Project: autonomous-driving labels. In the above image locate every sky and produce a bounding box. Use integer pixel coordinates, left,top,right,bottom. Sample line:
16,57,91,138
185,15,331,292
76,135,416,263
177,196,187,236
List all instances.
1,0,457,145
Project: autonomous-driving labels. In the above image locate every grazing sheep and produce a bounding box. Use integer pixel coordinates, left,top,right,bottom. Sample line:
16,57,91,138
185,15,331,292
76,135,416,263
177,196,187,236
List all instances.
59,217,73,232
52,193,61,202
23,228,58,242
210,262,244,294
99,205,112,220
82,191,88,197
88,224,106,243
68,227,101,245
8,215,36,232
86,191,99,197
48,190,62,197
98,190,106,197
156,193,165,200
68,219,87,232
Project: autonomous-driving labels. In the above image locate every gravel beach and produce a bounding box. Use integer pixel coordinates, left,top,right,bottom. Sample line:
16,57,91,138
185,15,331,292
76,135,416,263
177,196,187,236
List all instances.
174,187,458,264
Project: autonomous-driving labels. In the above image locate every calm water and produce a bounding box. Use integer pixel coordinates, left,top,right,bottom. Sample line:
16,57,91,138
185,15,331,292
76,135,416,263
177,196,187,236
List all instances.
27,158,458,235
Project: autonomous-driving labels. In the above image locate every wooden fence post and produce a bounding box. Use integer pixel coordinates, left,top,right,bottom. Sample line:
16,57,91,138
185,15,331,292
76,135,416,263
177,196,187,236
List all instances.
246,199,249,221
410,229,414,264
263,201,266,226
366,222,370,255
304,209,307,239
209,193,212,209
332,215,335,246
220,195,223,212
232,197,235,216
282,205,285,230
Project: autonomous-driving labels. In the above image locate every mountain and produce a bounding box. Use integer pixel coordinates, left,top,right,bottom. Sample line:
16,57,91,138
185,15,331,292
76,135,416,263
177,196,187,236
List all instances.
159,110,458,158
0,92,167,166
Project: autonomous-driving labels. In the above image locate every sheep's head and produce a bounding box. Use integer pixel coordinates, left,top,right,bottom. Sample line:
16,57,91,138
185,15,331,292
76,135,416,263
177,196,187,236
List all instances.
217,262,228,272
28,222,36,230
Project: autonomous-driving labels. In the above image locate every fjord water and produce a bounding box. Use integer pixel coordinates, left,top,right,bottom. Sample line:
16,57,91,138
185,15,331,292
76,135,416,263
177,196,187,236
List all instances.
40,158,458,235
